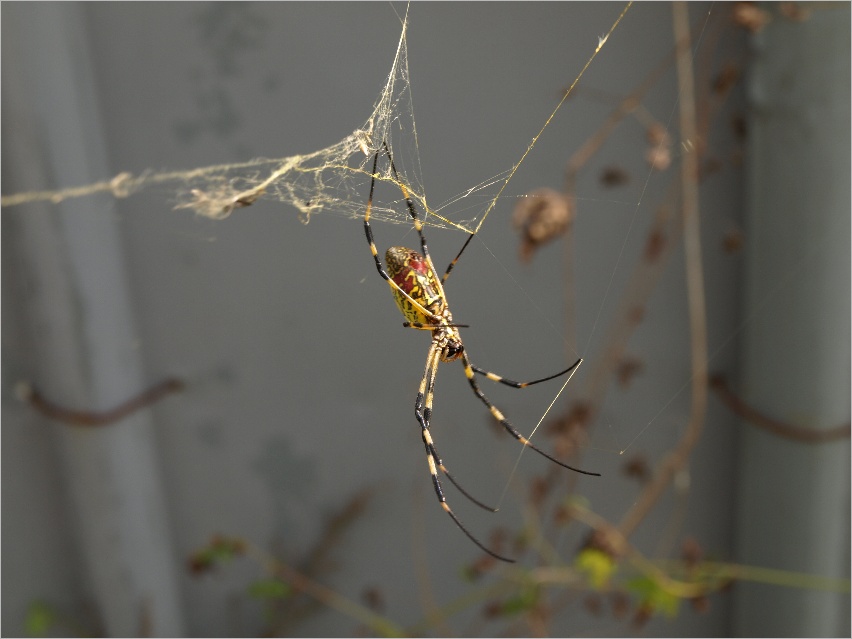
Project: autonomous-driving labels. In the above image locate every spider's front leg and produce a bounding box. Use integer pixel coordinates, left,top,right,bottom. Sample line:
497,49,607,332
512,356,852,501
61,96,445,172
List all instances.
362,151,442,325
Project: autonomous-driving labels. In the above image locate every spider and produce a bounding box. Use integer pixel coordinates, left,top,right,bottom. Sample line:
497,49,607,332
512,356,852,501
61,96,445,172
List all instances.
363,142,599,562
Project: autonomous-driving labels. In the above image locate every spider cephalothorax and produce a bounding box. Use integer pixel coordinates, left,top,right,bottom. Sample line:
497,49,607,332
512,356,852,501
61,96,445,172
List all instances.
364,142,598,562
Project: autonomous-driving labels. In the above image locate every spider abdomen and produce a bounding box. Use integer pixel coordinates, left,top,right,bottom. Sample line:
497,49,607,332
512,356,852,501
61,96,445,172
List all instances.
385,246,444,324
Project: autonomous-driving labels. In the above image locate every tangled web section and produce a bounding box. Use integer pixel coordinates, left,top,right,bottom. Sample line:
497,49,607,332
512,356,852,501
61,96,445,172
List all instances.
2,6,630,237
1,12,466,232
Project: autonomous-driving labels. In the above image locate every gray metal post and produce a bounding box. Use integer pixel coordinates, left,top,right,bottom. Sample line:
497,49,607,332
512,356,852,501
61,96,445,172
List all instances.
734,5,851,636
3,4,185,635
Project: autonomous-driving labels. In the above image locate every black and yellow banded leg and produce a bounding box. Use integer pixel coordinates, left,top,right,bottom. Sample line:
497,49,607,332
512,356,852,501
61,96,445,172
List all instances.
420,348,494,512
415,345,512,562
380,142,431,262
461,353,600,477
441,232,476,285
471,357,582,389
387,142,478,288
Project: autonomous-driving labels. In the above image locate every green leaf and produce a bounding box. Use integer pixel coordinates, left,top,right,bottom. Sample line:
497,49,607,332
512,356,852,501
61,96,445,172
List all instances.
500,584,540,616
247,578,291,600
189,536,246,573
563,494,591,510
626,576,681,618
24,601,56,637
574,548,617,589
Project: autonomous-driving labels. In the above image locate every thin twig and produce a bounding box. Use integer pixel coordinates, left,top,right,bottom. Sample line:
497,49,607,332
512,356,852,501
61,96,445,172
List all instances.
244,542,406,638
270,488,377,635
541,502,851,597
564,21,697,186
17,378,184,427
617,2,708,539
565,8,726,433
547,504,714,599
710,375,851,443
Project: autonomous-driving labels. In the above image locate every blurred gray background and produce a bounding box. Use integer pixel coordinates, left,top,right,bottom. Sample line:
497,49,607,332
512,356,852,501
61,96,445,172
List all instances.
3,2,849,637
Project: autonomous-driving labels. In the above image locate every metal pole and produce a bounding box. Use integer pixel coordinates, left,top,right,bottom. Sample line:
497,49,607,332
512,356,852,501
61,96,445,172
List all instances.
734,5,851,635
3,4,185,635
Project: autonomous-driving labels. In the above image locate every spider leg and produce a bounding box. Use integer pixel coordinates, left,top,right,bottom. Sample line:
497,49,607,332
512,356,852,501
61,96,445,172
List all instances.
441,232,476,284
379,141,476,288
418,346,497,513
471,357,582,389
461,353,600,477
379,148,475,289
416,344,514,562
380,142,432,262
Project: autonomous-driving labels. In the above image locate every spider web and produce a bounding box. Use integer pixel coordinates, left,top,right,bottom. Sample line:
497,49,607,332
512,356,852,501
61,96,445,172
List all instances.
2,0,718,474
2,1,763,483
1,4,628,237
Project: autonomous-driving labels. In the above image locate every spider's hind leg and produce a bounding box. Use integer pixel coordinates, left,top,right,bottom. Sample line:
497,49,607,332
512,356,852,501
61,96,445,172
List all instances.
461,353,600,477
417,345,514,563
472,357,582,389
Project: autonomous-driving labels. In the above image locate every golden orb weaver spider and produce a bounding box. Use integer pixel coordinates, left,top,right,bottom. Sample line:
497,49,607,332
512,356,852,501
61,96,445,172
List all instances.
363,142,599,563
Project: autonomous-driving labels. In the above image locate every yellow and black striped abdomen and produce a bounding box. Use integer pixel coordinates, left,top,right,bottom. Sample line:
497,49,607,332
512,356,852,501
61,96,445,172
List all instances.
385,246,443,325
